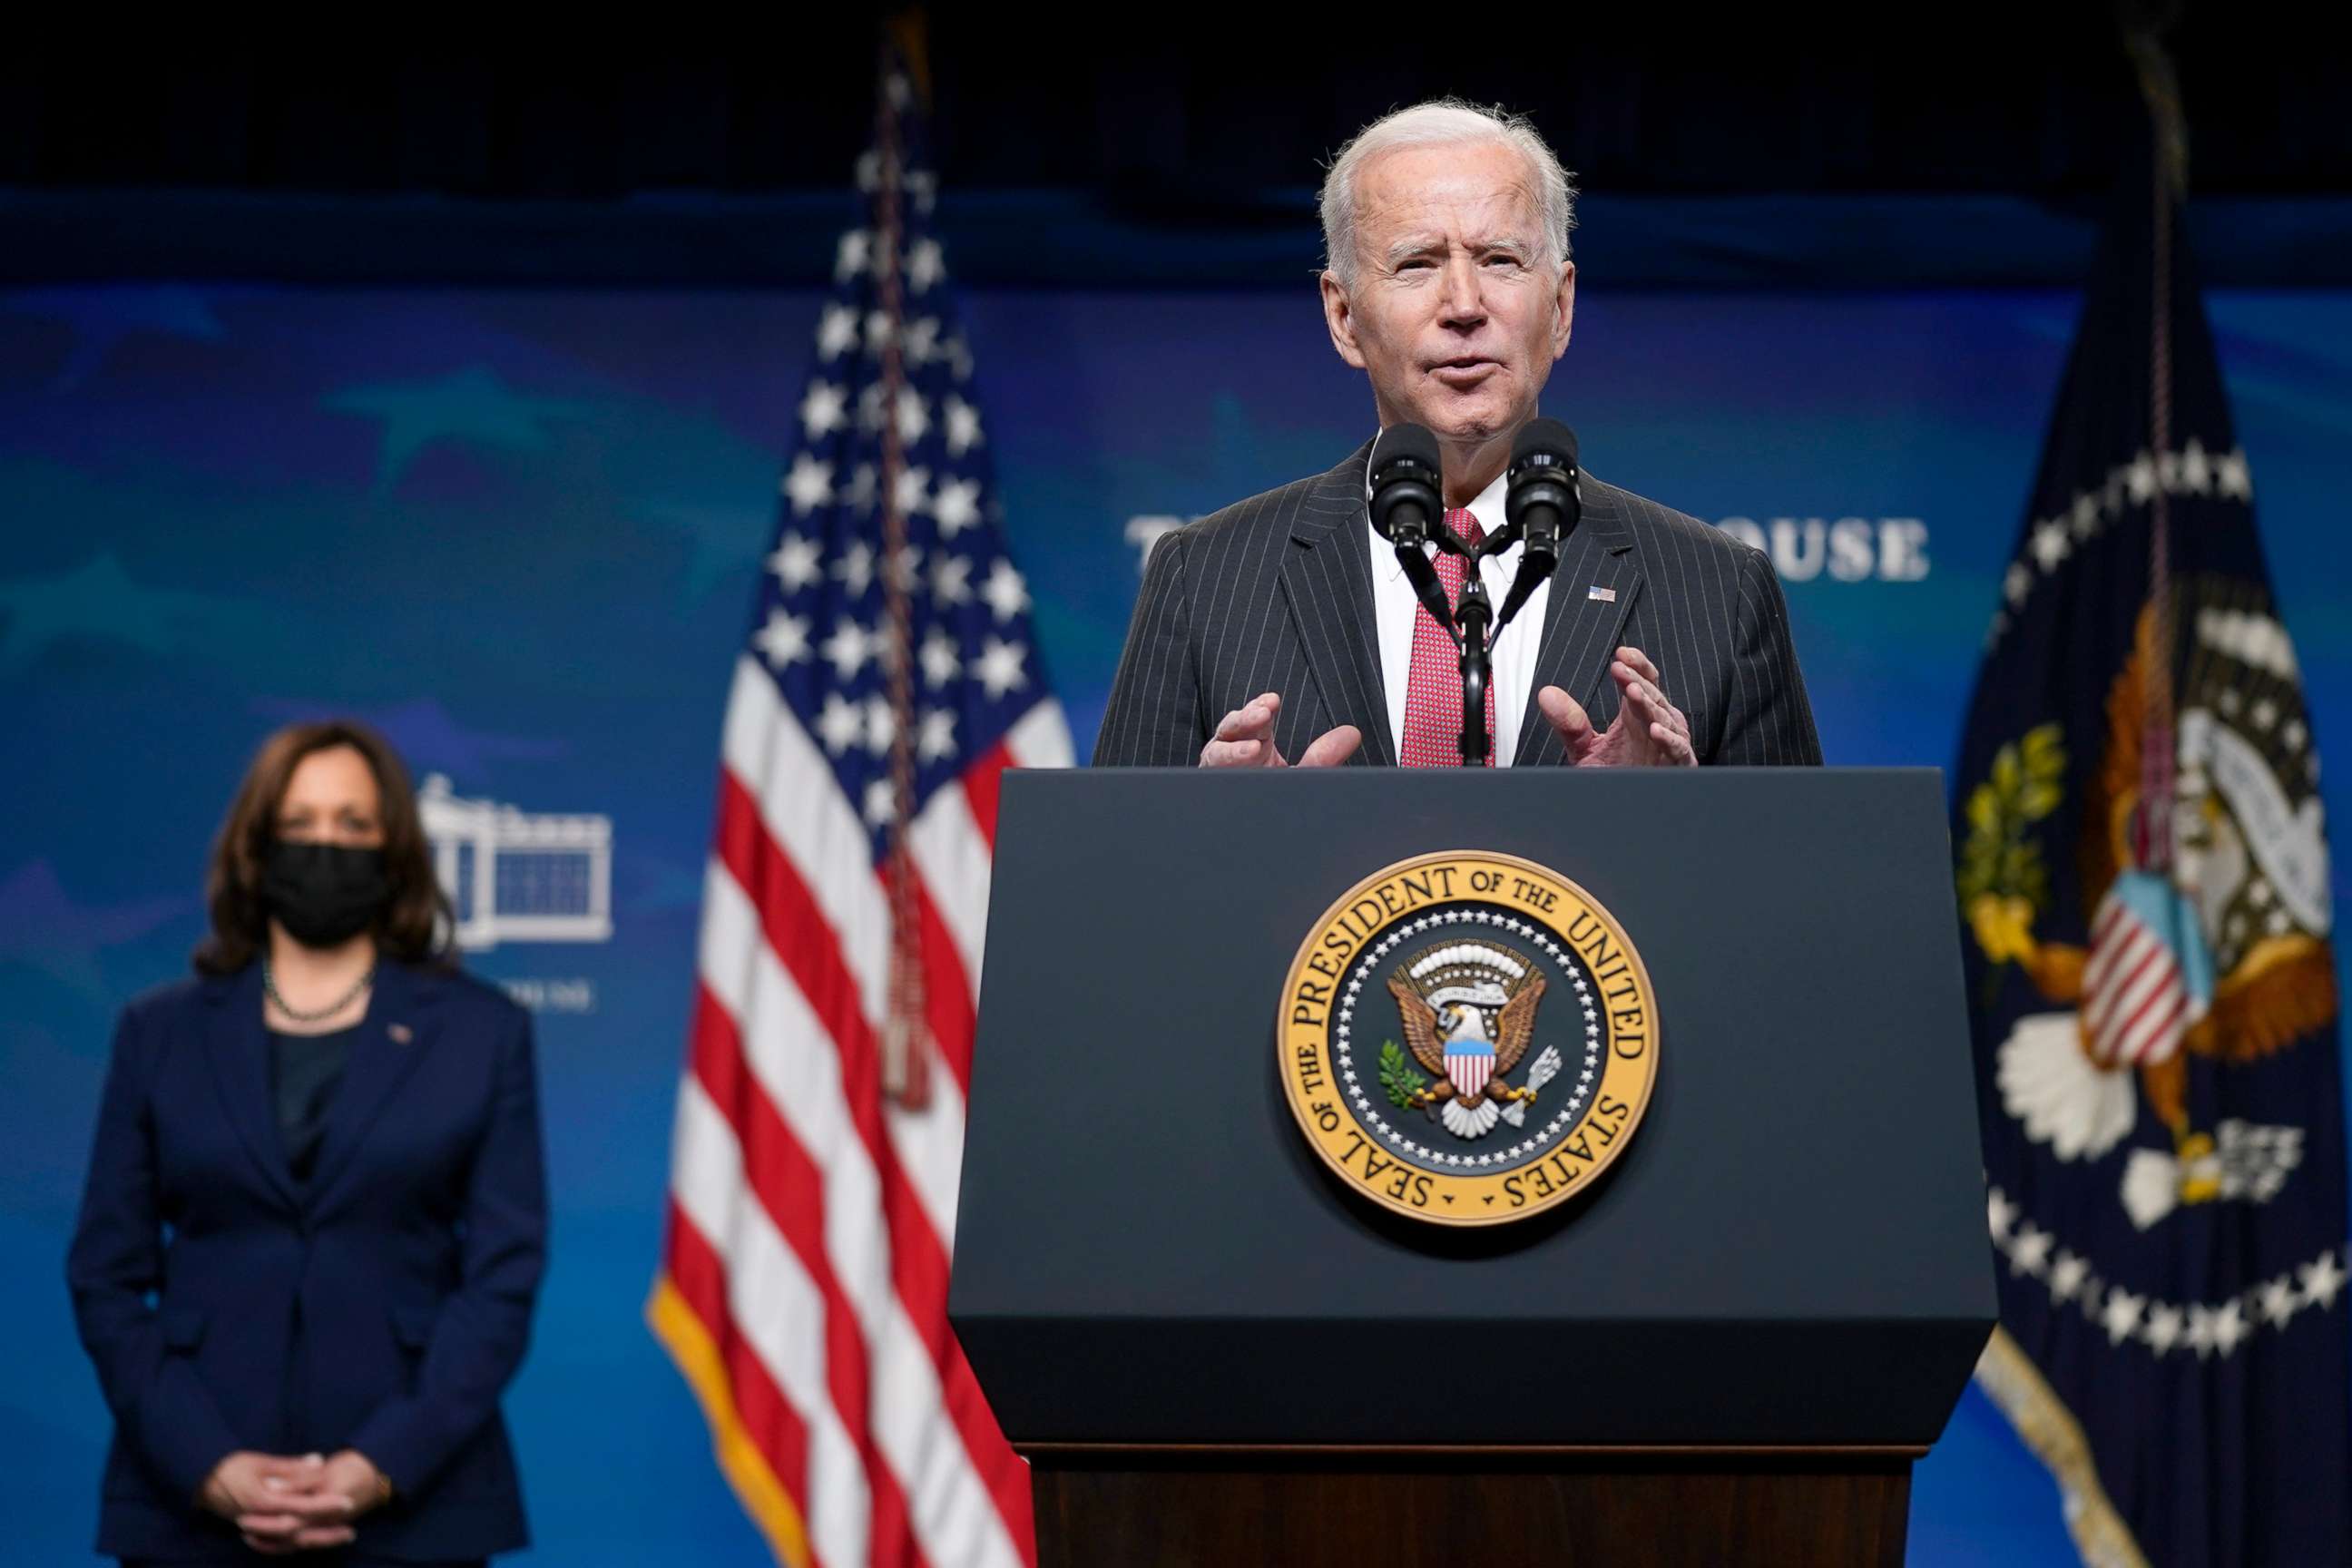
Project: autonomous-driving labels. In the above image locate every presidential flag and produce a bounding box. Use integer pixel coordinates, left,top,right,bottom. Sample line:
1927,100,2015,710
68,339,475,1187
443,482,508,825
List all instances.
1954,113,2350,1566
649,40,1067,1568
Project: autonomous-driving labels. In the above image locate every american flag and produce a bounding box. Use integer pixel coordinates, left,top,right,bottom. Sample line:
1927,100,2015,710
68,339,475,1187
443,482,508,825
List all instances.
650,51,1065,1568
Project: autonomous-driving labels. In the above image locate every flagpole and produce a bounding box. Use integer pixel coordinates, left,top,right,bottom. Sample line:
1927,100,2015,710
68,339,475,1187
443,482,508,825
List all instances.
2124,15,2187,877
876,34,933,1111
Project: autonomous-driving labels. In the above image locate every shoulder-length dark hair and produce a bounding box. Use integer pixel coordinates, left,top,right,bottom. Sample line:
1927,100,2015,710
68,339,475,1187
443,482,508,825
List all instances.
194,720,455,975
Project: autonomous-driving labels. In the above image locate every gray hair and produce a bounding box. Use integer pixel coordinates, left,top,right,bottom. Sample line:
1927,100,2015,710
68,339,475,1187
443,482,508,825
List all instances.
1318,99,1578,285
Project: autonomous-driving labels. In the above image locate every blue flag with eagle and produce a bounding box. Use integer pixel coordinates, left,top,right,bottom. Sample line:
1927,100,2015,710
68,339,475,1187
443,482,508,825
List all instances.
1953,121,2351,1566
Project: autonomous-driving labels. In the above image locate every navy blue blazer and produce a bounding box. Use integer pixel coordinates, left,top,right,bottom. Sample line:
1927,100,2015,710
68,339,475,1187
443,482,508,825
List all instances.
67,960,547,1562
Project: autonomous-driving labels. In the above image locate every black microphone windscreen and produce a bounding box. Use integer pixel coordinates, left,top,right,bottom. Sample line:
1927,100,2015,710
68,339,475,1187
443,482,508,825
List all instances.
1371,422,1442,478
1511,417,1578,470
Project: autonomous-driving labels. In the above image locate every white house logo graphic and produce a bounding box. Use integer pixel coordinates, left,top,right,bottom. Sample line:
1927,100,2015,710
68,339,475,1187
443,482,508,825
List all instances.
418,774,613,952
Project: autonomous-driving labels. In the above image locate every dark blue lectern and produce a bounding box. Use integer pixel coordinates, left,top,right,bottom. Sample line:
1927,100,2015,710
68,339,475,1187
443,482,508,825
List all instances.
950,769,1994,1567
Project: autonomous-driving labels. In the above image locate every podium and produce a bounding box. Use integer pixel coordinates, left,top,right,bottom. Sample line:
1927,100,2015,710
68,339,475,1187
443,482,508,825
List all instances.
949,768,1994,1567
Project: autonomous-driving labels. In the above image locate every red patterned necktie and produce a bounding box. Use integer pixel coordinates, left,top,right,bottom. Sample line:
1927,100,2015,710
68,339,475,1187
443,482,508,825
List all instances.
1399,509,1495,768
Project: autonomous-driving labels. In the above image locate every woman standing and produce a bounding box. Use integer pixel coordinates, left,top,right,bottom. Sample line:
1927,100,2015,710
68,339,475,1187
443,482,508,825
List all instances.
69,721,546,1564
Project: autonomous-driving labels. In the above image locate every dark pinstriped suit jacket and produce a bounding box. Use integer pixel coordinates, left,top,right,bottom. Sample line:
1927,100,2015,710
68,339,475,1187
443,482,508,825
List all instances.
1093,441,1822,769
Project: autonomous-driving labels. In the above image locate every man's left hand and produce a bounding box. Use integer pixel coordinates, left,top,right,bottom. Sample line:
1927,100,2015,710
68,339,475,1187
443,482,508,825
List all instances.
1536,646,1696,767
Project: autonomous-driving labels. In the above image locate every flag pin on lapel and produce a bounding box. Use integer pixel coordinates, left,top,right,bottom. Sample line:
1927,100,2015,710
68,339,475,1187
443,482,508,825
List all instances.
1588,585,1617,603
388,1024,413,1045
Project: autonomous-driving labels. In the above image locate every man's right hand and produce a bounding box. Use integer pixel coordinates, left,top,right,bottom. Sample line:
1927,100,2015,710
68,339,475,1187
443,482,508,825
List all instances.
1200,692,1361,768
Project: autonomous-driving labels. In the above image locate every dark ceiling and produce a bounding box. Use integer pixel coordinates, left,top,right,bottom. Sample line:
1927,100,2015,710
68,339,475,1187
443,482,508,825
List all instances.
3,14,2342,204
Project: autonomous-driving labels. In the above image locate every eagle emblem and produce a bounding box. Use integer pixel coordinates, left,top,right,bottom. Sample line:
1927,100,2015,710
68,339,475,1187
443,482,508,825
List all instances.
1387,941,1563,1140
1963,593,2335,1228
1279,850,1660,1227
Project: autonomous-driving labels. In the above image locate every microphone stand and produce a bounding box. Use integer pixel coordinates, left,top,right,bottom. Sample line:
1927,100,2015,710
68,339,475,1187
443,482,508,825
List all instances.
1454,567,1494,767
1389,515,1495,767
1381,426,1574,766
1484,517,1558,639
1400,519,1560,768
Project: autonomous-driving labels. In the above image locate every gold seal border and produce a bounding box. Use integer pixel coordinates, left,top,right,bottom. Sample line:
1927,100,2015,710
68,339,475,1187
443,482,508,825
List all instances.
1277,849,1661,1229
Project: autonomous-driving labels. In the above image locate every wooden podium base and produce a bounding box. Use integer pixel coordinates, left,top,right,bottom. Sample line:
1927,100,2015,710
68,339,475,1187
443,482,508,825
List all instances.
1025,1445,1919,1568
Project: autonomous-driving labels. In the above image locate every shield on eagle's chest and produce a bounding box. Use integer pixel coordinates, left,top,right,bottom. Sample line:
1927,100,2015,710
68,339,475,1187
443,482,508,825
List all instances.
1446,1031,1494,1098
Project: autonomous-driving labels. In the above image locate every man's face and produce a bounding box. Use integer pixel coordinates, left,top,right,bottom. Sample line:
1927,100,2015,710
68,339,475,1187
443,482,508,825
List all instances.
1321,139,1574,454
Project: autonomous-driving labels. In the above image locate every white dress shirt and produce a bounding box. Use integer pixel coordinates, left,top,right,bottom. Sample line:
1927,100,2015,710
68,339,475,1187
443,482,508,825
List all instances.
1363,464,1553,765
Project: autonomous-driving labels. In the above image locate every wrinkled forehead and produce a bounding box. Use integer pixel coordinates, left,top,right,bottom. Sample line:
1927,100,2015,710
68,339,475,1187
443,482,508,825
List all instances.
1353,142,1545,249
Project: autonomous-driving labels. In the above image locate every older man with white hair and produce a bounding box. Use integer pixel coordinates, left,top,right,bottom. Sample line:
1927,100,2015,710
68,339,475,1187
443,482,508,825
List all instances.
1093,99,1821,771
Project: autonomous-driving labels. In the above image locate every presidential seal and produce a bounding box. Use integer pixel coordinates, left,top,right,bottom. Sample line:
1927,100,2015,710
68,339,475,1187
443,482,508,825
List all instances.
1278,850,1660,1227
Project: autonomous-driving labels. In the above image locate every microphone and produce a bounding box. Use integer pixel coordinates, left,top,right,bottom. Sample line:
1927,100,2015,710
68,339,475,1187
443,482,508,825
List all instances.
1497,418,1581,628
1367,423,1444,551
1505,417,1580,567
1367,422,1461,641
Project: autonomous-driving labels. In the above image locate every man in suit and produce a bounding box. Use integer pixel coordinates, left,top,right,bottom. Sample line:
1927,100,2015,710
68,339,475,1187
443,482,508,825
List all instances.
1093,100,1820,770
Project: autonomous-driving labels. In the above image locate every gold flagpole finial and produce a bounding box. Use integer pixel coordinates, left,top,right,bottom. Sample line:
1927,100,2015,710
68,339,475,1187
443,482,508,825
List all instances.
2120,2,2189,198
885,9,933,111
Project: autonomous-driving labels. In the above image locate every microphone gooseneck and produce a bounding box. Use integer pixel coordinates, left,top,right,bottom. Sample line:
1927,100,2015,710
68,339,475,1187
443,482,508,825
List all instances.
1498,418,1581,631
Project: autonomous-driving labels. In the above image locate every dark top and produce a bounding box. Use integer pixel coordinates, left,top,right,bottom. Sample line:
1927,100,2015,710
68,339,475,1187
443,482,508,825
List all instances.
269,1022,358,1186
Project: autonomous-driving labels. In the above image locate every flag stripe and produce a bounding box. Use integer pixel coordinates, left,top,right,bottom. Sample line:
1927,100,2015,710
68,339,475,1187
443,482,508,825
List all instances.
958,742,1010,852
714,764,965,1247
697,957,1015,1568
680,1052,1019,1568
2110,967,2180,1049
1006,701,1077,769
2084,932,2166,1039
909,776,993,1014
2097,942,2171,1042
2116,980,2190,1066
727,655,987,1104
671,1083,876,1568
654,1220,816,1568
707,779,1031,1563
700,874,1024,1568
2078,899,2134,997
715,674,975,1243
723,656,889,1017
916,877,978,1094
2081,921,2157,1027
886,1042,970,1250
688,984,926,1568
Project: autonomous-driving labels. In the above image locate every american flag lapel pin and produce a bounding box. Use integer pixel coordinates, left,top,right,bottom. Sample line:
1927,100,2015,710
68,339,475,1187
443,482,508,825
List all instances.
387,1023,414,1045
1588,584,1617,603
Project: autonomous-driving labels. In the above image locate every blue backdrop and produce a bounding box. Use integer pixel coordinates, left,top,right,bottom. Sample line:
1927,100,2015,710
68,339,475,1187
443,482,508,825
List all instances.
3,279,2347,1565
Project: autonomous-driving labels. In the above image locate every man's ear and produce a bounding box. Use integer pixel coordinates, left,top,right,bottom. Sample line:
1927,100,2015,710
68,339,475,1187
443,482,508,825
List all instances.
1322,270,1368,370
1552,261,1577,361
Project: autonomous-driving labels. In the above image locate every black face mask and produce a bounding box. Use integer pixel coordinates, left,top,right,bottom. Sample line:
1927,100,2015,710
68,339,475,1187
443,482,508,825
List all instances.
262,840,391,949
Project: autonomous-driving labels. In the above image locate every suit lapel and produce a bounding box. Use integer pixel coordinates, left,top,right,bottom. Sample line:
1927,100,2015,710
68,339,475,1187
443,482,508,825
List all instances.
1276,442,1396,767
307,962,442,1206
1514,479,1645,766
204,966,299,1211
